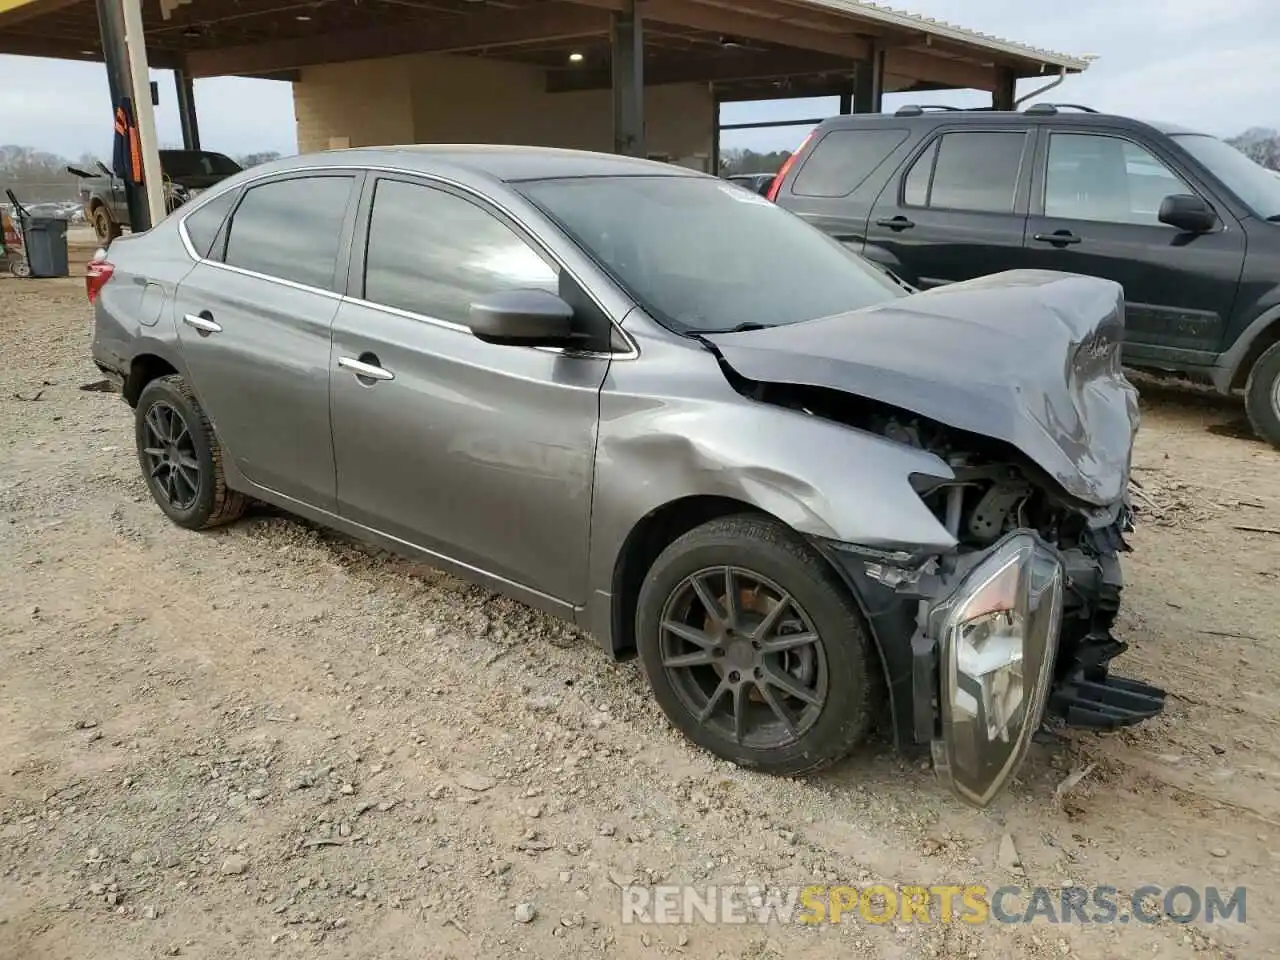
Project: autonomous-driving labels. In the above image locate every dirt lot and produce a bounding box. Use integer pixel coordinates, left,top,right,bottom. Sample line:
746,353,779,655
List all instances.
1,274,1277,960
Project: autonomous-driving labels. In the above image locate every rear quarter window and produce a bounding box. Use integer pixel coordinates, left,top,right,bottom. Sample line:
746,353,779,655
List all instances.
791,128,910,198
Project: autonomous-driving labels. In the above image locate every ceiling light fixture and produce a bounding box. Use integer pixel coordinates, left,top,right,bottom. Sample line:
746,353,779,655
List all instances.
296,14,311,21
568,51,584,62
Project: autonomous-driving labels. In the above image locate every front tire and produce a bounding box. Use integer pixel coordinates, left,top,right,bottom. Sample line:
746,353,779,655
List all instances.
1244,340,1280,450
135,375,246,530
636,515,878,776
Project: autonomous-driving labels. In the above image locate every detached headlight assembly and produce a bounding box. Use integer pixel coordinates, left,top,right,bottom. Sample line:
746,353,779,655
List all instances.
929,533,1064,807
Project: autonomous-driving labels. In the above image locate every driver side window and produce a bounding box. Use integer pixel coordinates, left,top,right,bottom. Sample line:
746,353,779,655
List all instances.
1045,133,1193,226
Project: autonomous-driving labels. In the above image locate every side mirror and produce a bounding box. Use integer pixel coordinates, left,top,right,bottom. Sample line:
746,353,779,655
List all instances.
468,289,576,347
1158,194,1216,233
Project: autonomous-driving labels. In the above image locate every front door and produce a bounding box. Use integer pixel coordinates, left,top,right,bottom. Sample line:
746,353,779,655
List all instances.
329,175,609,605
172,172,359,510
1023,131,1246,361
865,128,1033,288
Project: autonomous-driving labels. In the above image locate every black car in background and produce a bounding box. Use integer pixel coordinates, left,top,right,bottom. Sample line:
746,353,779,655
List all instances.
727,172,776,196
769,104,1280,448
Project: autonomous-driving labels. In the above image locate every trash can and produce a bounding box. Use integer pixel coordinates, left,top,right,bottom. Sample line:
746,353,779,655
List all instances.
23,216,69,278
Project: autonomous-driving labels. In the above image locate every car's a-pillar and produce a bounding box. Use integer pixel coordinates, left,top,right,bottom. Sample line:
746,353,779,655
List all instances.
175,68,201,151
611,0,645,157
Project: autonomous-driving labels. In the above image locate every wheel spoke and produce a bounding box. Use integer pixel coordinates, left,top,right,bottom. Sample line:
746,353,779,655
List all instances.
696,679,730,722
663,649,717,669
164,469,178,503
149,461,167,480
721,567,738,630
173,424,190,449
176,452,199,471
175,463,199,500
761,663,821,707
145,407,167,444
752,592,793,641
755,680,801,740
760,632,820,655
142,447,166,459
690,574,729,633
661,619,718,650
730,683,747,744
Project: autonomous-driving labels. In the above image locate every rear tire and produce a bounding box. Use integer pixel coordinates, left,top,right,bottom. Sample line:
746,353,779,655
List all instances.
91,204,121,245
135,375,246,530
636,514,878,777
1244,340,1280,450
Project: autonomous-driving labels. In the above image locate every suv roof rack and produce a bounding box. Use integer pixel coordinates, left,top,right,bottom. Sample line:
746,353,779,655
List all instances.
1023,103,1098,115
893,104,964,117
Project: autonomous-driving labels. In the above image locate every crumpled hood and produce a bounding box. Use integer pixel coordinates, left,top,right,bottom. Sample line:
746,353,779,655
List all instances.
706,270,1139,507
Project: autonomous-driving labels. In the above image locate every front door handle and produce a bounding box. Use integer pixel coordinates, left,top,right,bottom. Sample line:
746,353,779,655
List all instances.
1033,230,1083,247
182,311,222,334
875,215,915,231
338,354,395,383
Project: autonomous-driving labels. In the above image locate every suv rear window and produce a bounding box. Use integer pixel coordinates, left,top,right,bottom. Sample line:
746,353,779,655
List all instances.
791,129,909,197
902,131,1027,213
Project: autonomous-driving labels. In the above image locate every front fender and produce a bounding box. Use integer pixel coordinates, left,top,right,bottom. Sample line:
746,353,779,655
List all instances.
1214,299,1280,392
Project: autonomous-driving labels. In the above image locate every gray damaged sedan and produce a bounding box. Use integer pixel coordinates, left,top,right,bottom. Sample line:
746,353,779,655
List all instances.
88,146,1165,806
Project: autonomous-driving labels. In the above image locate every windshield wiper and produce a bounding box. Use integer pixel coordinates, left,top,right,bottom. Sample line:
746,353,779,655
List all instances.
707,321,770,334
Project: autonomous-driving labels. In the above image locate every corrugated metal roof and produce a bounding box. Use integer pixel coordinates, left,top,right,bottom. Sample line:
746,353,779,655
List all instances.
798,0,1092,71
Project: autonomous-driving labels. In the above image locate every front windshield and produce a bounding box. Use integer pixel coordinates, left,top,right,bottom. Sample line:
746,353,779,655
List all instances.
1171,134,1280,220
518,175,902,333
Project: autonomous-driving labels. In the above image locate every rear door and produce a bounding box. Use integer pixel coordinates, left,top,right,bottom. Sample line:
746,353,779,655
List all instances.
171,172,360,511
1023,129,1245,360
865,128,1033,288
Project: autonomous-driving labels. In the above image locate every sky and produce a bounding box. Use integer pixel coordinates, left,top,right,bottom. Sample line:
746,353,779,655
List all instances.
0,0,1277,162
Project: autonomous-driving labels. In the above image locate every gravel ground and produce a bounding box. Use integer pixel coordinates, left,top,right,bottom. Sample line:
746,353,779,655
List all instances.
1,275,1278,959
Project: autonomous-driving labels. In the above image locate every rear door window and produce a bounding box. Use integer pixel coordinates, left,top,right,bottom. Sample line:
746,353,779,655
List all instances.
792,128,910,197
182,188,239,260
902,131,1028,213
223,175,354,290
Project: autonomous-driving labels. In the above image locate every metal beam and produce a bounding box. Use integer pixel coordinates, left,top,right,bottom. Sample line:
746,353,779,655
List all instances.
95,0,149,233
610,1,644,156
549,49,852,93
884,47,997,92
122,0,164,225
174,68,200,151
185,1,610,78
993,65,1017,110
567,0,871,59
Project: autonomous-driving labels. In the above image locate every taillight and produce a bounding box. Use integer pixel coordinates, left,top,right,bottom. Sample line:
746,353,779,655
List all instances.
86,250,114,303
765,129,816,202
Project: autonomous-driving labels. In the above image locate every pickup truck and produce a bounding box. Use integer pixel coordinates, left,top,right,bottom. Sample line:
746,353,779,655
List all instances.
69,149,243,243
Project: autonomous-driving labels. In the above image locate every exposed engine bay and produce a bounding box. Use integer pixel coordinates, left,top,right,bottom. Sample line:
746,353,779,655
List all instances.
734,377,1166,740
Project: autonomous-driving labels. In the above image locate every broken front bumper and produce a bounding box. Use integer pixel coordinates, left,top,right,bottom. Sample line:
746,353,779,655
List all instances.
904,530,1165,807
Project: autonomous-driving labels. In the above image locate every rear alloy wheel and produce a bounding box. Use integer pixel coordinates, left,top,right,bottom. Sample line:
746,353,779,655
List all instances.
1244,340,1280,450
636,515,878,776
135,375,246,530
91,205,121,245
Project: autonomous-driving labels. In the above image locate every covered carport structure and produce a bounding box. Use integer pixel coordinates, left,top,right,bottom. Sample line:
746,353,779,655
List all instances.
0,0,1086,205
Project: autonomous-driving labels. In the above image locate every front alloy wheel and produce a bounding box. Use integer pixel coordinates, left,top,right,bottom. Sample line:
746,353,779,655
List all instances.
637,515,878,776
659,566,828,750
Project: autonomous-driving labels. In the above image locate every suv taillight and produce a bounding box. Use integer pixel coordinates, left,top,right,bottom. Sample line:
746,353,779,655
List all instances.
765,129,816,202
86,250,114,303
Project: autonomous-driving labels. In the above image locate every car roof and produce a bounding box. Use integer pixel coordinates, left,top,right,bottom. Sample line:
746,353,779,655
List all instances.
815,110,1208,139
260,144,703,183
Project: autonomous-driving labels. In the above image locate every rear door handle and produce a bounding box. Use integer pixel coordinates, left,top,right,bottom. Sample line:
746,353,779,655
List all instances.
1033,230,1082,246
875,215,915,231
338,354,395,383
182,312,222,334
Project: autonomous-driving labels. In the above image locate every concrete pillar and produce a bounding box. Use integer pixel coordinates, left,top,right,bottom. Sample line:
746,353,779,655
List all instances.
610,0,645,156
175,69,200,150
993,67,1017,111
711,93,721,174
95,0,149,232
853,46,884,113
838,89,852,115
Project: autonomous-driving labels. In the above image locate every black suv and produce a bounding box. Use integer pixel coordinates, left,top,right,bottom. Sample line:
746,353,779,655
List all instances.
770,104,1280,448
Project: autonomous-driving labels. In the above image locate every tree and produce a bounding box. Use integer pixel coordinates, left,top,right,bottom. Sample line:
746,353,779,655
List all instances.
235,151,282,169
1226,127,1280,170
719,147,792,177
